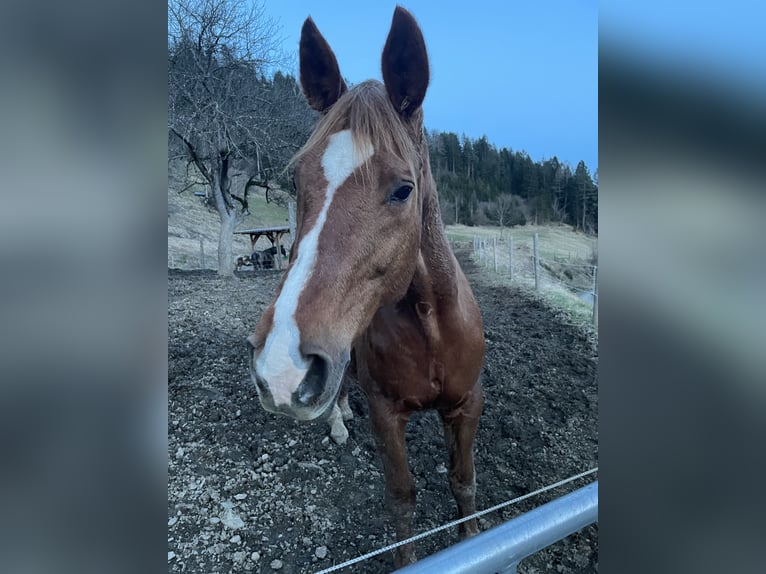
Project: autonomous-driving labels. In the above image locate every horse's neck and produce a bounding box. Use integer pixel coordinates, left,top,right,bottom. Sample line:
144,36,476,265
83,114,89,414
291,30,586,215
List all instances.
412,174,459,304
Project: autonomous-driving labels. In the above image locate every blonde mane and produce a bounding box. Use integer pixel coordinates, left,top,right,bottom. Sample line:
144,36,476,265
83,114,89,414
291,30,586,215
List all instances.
291,80,423,171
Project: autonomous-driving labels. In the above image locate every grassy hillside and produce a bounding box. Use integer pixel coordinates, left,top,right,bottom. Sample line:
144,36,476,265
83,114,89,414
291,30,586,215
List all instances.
447,223,598,331
446,223,596,262
168,163,290,269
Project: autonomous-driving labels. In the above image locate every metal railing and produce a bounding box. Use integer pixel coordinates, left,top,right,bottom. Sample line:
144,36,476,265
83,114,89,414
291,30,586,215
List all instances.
393,481,598,574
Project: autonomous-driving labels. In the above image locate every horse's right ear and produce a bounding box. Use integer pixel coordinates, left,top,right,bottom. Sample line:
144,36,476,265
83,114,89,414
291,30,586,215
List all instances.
300,17,347,113
381,7,429,119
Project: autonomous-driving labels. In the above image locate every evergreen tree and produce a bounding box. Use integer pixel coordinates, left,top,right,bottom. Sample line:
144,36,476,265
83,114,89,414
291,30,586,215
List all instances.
422,129,596,233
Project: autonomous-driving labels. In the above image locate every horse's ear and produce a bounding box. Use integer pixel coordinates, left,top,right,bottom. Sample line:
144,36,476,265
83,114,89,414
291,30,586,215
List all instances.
300,17,347,113
381,6,429,119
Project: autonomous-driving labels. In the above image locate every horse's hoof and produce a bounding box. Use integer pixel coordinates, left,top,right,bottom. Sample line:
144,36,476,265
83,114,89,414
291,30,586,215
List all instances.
330,422,349,445
394,550,417,568
459,520,480,538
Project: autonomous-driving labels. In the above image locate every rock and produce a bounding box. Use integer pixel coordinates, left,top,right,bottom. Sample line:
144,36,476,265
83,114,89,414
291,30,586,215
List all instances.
230,534,241,544
251,551,261,562
221,507,245,530
321,436,330,446
175,446,185,458
168,551,176,561
272,455,286,467
168,516,178,527
209,543,226,554
234,493,247,500
315,546,328,559
270,559,283,570
209,517,220,524
233,551,247,563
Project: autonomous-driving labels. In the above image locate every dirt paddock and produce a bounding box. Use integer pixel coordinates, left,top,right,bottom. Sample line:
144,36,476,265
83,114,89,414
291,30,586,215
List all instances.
168,251,598,573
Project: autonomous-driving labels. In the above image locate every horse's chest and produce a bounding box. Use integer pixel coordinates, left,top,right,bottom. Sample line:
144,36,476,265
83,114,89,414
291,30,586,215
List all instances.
356,310,447,406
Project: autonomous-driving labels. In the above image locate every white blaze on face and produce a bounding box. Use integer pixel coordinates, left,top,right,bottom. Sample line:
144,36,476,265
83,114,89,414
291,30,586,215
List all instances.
256,130,374,406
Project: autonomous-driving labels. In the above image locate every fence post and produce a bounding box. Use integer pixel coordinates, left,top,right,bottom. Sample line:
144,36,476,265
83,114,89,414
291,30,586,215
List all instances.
288,201,296,244
493,237,498,273
508,237,513,280
199,236,205,269
533,232,540,291
592,265,598,328
275,236,283,271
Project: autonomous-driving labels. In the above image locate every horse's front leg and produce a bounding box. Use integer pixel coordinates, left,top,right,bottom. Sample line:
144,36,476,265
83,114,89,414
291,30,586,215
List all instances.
327,377,353,445
440,384,484,538
368,398,416,567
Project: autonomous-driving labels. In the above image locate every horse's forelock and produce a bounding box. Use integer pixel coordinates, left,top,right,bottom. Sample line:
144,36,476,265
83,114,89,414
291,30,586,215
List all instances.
290,80,422,175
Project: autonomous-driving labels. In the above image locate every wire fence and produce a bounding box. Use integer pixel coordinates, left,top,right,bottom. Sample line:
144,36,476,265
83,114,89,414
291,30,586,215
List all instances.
471,233,598,327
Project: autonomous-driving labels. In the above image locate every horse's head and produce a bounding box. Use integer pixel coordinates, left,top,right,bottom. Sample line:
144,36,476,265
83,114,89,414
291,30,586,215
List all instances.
248,7,431,420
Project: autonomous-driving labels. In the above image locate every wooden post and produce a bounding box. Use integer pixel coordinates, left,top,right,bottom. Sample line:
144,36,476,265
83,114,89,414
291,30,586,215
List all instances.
533,232,540,291
274,234,282,270
508,236,513,280
592,265,598,327
288,202,296,244
199,236,205,269
493,237,498,273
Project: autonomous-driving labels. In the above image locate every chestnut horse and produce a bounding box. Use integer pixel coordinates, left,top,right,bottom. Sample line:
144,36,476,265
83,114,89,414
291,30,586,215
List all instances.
247,7,485,567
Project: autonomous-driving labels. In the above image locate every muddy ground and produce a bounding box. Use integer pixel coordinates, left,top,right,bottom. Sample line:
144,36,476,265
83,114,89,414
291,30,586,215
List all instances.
168,251,598,573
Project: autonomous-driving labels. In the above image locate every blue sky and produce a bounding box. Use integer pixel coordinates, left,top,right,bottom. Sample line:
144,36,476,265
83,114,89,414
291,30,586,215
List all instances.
264,1,598,173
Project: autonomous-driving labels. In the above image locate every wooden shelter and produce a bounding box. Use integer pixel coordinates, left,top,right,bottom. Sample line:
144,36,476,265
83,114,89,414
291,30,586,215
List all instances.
234,225,290,270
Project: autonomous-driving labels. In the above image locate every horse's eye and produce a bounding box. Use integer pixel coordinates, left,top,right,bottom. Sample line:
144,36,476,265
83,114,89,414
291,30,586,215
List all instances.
389,184,413,203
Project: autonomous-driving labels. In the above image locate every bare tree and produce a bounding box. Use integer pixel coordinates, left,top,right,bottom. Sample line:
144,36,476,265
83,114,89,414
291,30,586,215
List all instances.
494,194,514,228
168,0,311,275
485,193,527,228
551,194,567,223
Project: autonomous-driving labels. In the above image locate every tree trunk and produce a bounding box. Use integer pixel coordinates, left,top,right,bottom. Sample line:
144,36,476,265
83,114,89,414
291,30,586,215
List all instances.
209,156,239,277
218,209,237,277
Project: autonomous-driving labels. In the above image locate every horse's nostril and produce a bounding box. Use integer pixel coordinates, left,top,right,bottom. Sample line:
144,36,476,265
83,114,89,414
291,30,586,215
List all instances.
253,373,268,395
295,354,328,407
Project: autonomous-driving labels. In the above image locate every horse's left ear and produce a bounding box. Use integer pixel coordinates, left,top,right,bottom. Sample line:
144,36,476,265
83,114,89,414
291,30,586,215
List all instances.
300,16,348,113
382,6,430,119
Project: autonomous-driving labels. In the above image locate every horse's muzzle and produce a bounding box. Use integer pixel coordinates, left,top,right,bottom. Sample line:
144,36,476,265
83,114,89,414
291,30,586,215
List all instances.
249,341,345,421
